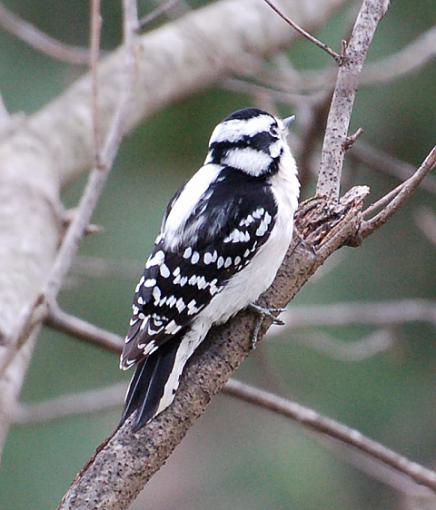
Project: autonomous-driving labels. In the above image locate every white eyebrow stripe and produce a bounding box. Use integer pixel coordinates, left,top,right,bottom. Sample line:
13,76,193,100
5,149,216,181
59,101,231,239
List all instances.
209,115,274,143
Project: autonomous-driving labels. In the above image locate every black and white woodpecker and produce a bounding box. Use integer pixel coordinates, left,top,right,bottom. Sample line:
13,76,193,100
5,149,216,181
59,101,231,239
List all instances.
120,108,300,431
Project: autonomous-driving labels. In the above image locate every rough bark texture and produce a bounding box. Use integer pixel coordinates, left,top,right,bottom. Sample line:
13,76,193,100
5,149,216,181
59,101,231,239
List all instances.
0,0,348,455
57,187,369,510
317,0,390,198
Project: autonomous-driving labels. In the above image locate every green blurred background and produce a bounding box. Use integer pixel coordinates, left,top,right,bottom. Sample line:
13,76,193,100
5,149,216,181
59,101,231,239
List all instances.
0,1,435,509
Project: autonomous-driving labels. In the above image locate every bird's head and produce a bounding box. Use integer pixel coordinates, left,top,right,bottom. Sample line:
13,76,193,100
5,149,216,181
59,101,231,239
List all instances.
205,107,295,177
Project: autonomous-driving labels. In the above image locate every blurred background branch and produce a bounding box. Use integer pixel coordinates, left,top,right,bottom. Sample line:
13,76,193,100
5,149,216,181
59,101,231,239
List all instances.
0,1,91,65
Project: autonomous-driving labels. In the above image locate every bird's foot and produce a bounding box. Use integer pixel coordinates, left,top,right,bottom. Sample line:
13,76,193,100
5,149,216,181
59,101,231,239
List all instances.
248,303,286,350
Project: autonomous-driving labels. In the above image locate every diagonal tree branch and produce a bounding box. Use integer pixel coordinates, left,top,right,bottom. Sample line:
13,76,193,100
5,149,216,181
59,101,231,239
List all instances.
360,146,436,238
351,140,436,195
262,0,342,63
224,380,436,491
13,376,436,496
58,178,436,507
57,188,372,509
45,304,123,353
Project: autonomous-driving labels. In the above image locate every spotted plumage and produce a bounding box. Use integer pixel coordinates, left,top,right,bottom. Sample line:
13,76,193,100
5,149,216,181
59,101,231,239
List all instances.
120,108,299,430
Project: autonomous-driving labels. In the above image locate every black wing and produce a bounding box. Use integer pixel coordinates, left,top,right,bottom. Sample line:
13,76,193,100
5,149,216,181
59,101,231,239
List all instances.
120,168,277,369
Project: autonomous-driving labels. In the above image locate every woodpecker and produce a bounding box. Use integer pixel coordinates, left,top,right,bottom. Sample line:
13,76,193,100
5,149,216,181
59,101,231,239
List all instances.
120,108,300,431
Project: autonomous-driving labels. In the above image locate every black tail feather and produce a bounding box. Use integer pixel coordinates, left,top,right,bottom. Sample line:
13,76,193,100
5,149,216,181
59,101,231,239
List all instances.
120,337,182,431
119,358,150,425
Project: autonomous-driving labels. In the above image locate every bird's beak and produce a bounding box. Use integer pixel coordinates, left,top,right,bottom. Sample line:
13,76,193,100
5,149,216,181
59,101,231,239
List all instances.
283,115,295,129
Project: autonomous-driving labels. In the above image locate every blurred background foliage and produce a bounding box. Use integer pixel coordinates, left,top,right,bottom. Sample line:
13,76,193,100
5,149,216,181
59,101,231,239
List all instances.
0,1,435,509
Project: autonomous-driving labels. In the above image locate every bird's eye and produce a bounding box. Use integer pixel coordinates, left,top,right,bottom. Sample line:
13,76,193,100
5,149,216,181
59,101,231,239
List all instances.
269,125,279,137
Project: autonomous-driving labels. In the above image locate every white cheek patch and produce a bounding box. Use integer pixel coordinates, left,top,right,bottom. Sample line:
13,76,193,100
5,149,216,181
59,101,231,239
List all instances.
222,147,272,176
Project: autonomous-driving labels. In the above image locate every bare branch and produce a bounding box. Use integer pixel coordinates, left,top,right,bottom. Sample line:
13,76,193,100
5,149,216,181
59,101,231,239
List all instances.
317,0,390,198
289,328,395,361
221,78,314,107
45,304,122,354
262,0,342,63
14,383,126,425
0,2,91,65
90,0,103,166
350,140,436,195
14,374,436,501
325,439,435,498
263,26,436,94
296,90,333,187
361,25,436,86
225,379,436,491
137,0,181,32
343,127,364,151
48,298,435,363
56,188,371,509
56,163,435,506
62,209,103,236
360,146,436,238
278,300,436,330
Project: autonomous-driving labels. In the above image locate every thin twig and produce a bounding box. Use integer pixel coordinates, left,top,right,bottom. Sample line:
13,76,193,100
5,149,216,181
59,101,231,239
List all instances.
278,299,436,330
321,436,435,498
363,180,406,218
13,375,436,499
289,328,395,361
262,0,342,63
297,90,333,187
13,383,126,425
343,127,364,151
360,146,436,238
225,379,436,491
351,140,436,195
90,0,102,167
361,25,436,86
45,304,122,354
261,26,436,94
44,299,436,360
137,0,180,32
221,78,315,107
62,209,102,236
317,0,390,198
0,2,91,65
45,0,138,296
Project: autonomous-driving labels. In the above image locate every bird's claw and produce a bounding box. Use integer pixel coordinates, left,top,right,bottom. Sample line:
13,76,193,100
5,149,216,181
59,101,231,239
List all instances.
248,303,286,349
